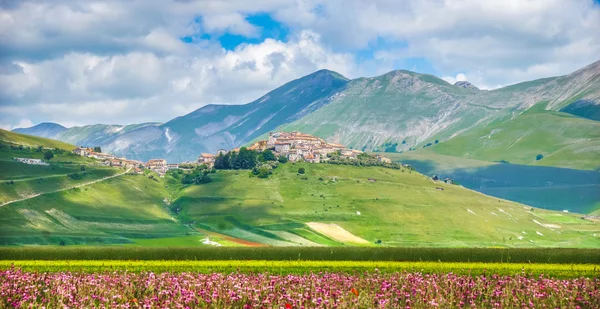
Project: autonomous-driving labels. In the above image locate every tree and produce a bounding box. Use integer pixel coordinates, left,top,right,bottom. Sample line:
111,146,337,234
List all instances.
536,154,544,161
80,165,86,171
232,147,257,170
214,152,231,169
298,167,305,174
277,155,288,163
261,150,276,161
93,146,102,153
44,150,54,161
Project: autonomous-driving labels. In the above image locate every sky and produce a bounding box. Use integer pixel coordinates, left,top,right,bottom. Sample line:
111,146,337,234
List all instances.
1,0,599,130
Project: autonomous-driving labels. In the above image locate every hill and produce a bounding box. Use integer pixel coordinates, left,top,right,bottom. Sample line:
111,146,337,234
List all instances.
423,103,600,171
1,129,76,151
12,122,66,138
0,130,121,205
1,153,598,247
168,163,599,248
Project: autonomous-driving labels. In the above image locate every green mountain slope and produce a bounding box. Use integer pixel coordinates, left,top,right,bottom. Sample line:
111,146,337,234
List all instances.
0,130,121,205
169,163,599,248
1,129,76,151
424,103,600,170
0,173,191,245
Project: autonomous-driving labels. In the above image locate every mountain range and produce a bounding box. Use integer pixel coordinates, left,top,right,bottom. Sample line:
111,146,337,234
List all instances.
14,60,600,169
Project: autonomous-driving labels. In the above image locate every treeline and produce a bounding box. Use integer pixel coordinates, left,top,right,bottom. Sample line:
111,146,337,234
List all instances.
168,165,215,185
214,148,286,170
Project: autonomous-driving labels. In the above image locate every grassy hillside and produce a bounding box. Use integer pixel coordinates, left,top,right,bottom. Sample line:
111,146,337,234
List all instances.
423,103,600,171
0,130,122,205
0,172,192,246
169,162,600,248
0,129,76,151
2,161,598,247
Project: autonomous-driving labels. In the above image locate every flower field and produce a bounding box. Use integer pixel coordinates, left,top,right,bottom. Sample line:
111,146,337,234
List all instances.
1,267,599,308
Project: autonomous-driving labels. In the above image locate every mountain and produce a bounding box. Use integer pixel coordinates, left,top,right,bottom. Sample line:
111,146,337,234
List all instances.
100,69,349,162
12,122,66,138
279,60,600,170
14,60,600,169
454,81,479,90
53,123,161,148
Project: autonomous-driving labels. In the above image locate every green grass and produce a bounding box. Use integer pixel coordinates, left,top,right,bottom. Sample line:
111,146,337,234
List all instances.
169,162,600,248
426,104,600,170
0,129,76,151
0,174,192,246
2,260,597,278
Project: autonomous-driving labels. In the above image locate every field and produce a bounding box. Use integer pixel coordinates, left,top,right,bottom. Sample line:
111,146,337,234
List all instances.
387,152,600,214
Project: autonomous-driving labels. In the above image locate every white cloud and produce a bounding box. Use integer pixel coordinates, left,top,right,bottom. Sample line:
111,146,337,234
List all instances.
1,0,599,128
0,29,357,127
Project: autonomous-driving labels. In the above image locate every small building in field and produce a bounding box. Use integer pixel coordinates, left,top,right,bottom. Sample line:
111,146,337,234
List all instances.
443,178,454,184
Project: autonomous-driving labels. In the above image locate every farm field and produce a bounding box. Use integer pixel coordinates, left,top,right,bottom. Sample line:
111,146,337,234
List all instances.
387,152,600,214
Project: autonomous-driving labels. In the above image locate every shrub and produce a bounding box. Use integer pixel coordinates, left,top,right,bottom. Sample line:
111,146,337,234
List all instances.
277,155,288,163
536,154,544,161
44,150,54,161
298,167,305,174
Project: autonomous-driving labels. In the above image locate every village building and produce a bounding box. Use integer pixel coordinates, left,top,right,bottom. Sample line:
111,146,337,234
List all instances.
197,153,215,167
13,157,49,166
167,163,180,170
303,153,320,163
72,147,93,156
216,149,228,155
145,159,168,175
274,141,291,153
375,155,392,163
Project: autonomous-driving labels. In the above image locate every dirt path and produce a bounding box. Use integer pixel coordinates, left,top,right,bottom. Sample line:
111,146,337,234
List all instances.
0,167,131,208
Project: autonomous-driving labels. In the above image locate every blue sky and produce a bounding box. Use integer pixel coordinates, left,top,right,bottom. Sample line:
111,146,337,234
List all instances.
0,0,599,129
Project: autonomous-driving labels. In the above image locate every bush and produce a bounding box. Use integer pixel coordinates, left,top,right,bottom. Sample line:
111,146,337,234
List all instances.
44,150,54,161
536,154,544,161
277,155,288,163
298,167,305,174
80,165,86,171
67,172,87,180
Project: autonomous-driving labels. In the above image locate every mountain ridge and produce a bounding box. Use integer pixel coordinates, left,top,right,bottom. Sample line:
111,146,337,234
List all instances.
13,60,600,168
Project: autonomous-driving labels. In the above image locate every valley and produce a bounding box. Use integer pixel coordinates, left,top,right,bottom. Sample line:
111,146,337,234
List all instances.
1,129,598,248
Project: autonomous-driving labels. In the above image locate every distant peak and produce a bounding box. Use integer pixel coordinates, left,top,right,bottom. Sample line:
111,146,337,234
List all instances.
308,69,349,81
454,81,479,90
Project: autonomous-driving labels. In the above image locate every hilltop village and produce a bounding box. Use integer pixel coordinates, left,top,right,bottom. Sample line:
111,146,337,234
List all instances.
71,131,393,176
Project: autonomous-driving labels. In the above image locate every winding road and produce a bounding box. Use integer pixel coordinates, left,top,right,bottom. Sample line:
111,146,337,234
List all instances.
0,167,131,208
